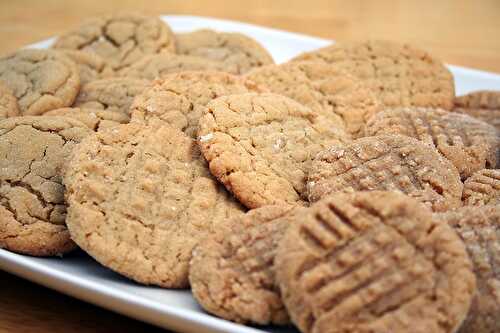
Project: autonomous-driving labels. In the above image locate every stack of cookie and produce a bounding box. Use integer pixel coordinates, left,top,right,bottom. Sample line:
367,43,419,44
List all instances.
0,13,498,333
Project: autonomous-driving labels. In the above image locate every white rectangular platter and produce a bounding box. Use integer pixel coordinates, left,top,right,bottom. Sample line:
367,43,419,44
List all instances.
1,15,499,333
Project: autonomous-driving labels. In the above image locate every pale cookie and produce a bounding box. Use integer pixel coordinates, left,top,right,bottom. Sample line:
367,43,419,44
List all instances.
61,50,108,84
293,40,455,110
73,78,150,115
198,93,350,208
307,135,463,212
275,191,475,333
435,205,500,333
190,205,302,325
53,13,176,71
64,123,245,287
454,91,500,132
175,29,274,74
0,49,80,115
365,107,499,179
0,82,19,119
462,169,500,206
45,107,129,131
0,116,92,256
130,71,262,138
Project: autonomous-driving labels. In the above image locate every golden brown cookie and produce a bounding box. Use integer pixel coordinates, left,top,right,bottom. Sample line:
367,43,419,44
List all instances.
198,93,350,208
365,107,499,179
45,107,129,131
293,40,455,110
245,61,380,137
275,191,476,333
73,78,150,115
0,49,80,116
454,91,500,132
462,169,500,206
0,82,19,119
64,123,245,287
130,71,262,138
61,50,108,85
307,135,463,212
53,13,175,71
190,205,302,325
435,205,499,333
0,116,92,256
175,29,274,74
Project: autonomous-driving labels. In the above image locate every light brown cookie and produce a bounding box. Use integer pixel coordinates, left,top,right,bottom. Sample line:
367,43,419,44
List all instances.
73,78,150,115
45,107,129,131
245,61,380,137
64,123,245,287
462,169,500,206
0,116,92,256
307,135,463,212
293,40,455,110
454,91,500,132
275,191,476,333
198,93,350,208
53,13,175,71
61,50,108,84
365,107,499,179
0,82,19,119
130,71,262,138
118,53,230,79
175,29,274,74
435,205,500,333
0,49,80,115
190,205,303,325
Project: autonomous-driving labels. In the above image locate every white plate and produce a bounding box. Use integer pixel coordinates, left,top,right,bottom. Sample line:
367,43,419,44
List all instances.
1,15,499,333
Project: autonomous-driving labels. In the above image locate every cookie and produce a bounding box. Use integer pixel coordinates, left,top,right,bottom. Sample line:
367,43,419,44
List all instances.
0,49,80,116
293,40,455,110
73,78,150,115
45,107,129,131
118,54,230,79
307,135,463,212
0,116,92,256
275,191,475,333
64,122,245,287
454,91,500,132
0,82,19,119
190,205,302,325
365,107,499,179
462,169,500,206
245,61,380,137
198,93,350,208
175,29,274,74
435,205,500,333
61,50,108,85
130,71,262,138
53,13,176,71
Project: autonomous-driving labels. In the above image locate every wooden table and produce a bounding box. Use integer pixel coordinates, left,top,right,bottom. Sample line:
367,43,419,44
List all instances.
0,1,499,332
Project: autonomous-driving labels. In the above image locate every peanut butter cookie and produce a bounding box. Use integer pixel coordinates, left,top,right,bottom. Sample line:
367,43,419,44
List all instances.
0,82,19,119
45,107,129,131
62,50,108,85
462,169,500,206
454,91,500,132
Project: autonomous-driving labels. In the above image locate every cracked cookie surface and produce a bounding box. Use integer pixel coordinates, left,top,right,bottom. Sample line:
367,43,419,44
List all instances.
0,82,19,119
462,169,500,206
198,93,350,208
454,91,500,132
45,107,129,132
61,50,108,85
275,191,475,333
64,123,245,287
0,116,92,256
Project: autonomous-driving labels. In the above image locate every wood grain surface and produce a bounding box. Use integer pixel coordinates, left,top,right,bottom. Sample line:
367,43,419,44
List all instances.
0,1,499,332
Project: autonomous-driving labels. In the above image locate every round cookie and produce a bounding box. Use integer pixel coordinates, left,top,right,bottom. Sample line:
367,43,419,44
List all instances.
0,49,80,115
190,205,302,325
462,169,500,206
365,107,499,179
275,191,476,333
198,93,350,208
130,71,262,138
45,107,129,131
454,91,500,132
435,205,499,333
53,13,176,71
0,82,19,119
307,135,463,212
175,29,274,74
64,122,245,287
73,78,150,115
293,40,455,110
0,116,92,256
61,50,108,85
